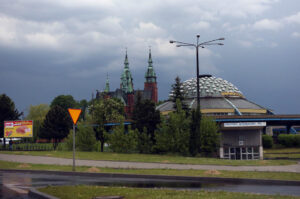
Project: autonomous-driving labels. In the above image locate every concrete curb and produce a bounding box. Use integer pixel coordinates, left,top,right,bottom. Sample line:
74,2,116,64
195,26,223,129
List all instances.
1,169,300,186
28,188,59,199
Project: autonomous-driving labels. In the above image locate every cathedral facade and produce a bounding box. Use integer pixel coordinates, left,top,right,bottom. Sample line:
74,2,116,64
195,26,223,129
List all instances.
96,50,158,117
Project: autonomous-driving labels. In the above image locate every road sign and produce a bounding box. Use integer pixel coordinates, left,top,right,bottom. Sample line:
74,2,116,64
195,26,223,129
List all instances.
68,109,82,125
67,108,82,172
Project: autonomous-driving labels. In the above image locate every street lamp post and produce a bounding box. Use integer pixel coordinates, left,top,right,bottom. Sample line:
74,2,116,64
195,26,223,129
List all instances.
170,35,224,109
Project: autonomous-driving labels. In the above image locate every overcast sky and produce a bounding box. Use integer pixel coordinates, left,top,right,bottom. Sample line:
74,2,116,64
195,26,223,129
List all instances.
0,0,300,115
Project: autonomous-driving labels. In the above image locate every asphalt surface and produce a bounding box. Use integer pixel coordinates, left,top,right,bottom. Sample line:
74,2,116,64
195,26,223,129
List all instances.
0,154,300,173
1,170,300,197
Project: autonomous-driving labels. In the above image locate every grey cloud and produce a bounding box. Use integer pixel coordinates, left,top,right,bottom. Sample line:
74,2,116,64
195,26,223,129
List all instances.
0,0,300,115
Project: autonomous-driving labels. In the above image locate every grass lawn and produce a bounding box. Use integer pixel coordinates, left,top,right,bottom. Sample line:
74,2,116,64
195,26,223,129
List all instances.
264,148,300,153
264,148,300,159
1,160,300,181
39,185,300,199
0,150,297,166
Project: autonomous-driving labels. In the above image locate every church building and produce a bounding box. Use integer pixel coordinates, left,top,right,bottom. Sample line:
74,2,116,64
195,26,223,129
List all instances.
96,49,158,118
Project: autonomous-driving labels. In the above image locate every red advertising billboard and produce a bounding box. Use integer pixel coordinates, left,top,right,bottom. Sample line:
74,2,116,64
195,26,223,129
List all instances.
4,120,33,138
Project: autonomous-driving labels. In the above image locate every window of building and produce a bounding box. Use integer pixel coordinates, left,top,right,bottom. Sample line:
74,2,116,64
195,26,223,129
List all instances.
223,147,259,160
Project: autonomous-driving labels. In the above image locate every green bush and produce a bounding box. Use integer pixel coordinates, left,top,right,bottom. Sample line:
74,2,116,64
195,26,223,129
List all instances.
107,124,138,153
200,116,219,156
278,134,300,147
154,101,190,155
76,124,97,151
137,127,153,154
262,135,273,148
295,135,300,147
64,130,74,151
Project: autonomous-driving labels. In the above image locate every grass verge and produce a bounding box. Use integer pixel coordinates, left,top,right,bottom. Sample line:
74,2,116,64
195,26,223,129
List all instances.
264,148,300,153
264,148,300,159
39,185,300,199
0,151,297,166
1,160,300,181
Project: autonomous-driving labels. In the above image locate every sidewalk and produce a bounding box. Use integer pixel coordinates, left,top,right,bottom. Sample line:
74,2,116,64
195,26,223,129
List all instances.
0,154,299,173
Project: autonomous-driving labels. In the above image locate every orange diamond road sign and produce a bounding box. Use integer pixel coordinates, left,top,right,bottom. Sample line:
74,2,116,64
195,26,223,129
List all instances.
68,108,82,125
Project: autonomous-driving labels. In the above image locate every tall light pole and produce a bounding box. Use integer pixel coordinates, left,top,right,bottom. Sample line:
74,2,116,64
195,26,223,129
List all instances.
170,35,224,109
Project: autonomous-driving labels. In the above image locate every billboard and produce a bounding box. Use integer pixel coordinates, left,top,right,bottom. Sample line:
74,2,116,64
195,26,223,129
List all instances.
4,120,33,138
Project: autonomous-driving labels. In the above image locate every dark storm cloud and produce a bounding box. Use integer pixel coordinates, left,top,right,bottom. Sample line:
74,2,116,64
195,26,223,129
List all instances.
0,0,300,114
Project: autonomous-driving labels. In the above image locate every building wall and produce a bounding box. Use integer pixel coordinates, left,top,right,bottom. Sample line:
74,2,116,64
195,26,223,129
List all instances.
221,129,262,147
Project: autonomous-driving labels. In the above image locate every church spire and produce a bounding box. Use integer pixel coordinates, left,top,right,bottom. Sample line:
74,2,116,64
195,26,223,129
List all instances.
144,47,158,103
145,47,156,83
121,49,134,93
124,48,129,68
104,73,110,93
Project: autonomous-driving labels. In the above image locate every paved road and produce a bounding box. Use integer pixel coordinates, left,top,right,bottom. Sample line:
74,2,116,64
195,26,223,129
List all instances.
0,154,300,173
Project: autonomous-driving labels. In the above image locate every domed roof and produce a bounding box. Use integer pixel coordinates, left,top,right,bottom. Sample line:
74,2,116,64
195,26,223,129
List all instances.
158,75,270,116
169,75,243,98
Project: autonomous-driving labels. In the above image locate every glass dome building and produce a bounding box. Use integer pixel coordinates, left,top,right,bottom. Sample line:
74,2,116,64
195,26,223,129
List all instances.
157,75,272,116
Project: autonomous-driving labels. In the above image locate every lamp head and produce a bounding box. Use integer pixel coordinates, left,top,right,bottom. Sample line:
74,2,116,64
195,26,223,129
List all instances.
169,40,174,44
218,38,225,40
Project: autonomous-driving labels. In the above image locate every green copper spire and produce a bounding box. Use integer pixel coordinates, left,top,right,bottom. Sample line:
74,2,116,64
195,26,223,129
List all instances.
121,50,134,93
124,48,129,68
145,48,157,83
104,73,110,93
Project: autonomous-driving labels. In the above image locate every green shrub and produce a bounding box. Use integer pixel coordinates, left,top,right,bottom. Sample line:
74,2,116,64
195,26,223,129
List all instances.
154,101,190,155
295,135,300,147
262,135,273,149
278,134,300,147
107,124,138,153
56,142,67,151
76,124,97,151
200,116,219,156
64,130,74,151
137,127,153,154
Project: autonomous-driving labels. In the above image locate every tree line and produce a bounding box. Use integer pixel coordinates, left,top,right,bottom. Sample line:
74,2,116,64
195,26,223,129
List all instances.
0,76,219,157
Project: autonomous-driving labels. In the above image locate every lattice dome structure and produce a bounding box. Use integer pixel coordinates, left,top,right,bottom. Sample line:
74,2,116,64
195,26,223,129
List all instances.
157,75,272,116
169,75,243,99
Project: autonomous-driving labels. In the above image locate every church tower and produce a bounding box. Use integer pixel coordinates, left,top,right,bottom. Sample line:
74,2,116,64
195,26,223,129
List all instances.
144,48,158,103
120,50,134,117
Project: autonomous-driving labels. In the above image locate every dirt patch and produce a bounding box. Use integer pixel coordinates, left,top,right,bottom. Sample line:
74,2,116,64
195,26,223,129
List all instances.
18,163,31,168
259,160,268,165
162,160,170,163
204,170,221,175
86,167,101,173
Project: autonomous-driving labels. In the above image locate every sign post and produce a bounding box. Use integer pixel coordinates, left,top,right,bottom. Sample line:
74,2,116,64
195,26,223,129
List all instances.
68,108,82,172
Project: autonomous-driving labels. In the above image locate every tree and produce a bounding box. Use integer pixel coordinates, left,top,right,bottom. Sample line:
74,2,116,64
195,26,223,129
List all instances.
171,76,188,111
76,123,97,151
136,127,152,154
90,98,125,152
26,104,50,142
0,94,22,148
107,123,138,153
39,105,72,149
200,116,219,156
132,91,160,142
189,107,201,156
154,99,190,155
50,95,77,111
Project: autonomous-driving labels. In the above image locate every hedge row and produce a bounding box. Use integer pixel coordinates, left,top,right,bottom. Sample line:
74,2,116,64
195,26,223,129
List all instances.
277,134,300,147
262,135,273,148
